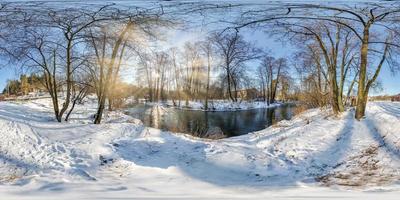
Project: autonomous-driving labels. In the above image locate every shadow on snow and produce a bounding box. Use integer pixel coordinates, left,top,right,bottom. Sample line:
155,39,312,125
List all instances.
113,112,356,187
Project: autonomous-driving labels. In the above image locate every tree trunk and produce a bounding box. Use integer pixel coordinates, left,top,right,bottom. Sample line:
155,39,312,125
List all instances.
345,71,358,106
65,99,77,121
51,94,61,122
59,39,73,120
49,52,62,122
329,66,341,114
205,54,211,110
271,64,281,103
108,97,113,111
338,90,344,112
355,26,370,120
226,68,235,102
233,77,238,102
94,95,106,124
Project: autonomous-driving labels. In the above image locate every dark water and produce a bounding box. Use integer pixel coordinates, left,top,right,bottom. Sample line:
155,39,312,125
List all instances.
126,103,295,138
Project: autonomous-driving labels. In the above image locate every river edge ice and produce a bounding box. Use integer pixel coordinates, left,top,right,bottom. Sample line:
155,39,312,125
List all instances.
0,98,399,199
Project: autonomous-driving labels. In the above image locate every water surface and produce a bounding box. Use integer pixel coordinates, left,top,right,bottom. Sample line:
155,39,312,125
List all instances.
126,103,295,138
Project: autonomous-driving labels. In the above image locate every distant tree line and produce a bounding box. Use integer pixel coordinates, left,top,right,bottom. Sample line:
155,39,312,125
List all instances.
2,74,44,96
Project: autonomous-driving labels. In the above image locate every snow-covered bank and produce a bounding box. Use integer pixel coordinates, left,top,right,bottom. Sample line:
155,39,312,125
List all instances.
143,99,282,111
0,99,399,199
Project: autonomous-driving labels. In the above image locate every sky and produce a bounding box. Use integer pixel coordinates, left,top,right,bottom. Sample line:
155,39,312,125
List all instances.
0,68,16,93
0,0,399,96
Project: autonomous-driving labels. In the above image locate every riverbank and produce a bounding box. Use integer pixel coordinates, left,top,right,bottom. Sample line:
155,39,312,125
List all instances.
141,99,283,111
0,98,399,199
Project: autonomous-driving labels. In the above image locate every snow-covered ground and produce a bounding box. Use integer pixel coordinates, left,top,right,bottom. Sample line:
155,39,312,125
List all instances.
143,99,282,111
0,98,399,199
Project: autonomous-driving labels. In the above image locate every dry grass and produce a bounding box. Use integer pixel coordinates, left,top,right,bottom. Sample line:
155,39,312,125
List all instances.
317,145,400,188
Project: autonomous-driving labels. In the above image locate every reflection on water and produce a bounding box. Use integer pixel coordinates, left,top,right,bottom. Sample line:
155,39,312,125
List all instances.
126,104,295,138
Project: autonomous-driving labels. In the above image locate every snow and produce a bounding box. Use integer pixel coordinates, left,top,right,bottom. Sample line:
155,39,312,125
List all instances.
0,98,399,199
144,99,282,111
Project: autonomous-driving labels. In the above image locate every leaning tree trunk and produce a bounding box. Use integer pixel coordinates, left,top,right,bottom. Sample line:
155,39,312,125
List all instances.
65,99,77,122
94,94,106,124
65,88,87,121
95,78,110,124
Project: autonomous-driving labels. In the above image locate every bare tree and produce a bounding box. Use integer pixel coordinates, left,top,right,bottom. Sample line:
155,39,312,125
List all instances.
279,21,358,113
258,55,287,105
86,7,165,124
44,4,110,122
199,38,215,110
87,20,134,124
232,2,400,119
213,32,259,102
22,29,63,121
181,42,203,104
4,3,112,122
169,47,182,106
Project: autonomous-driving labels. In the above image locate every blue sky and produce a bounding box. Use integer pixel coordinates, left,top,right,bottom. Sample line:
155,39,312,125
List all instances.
0,68,16,92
